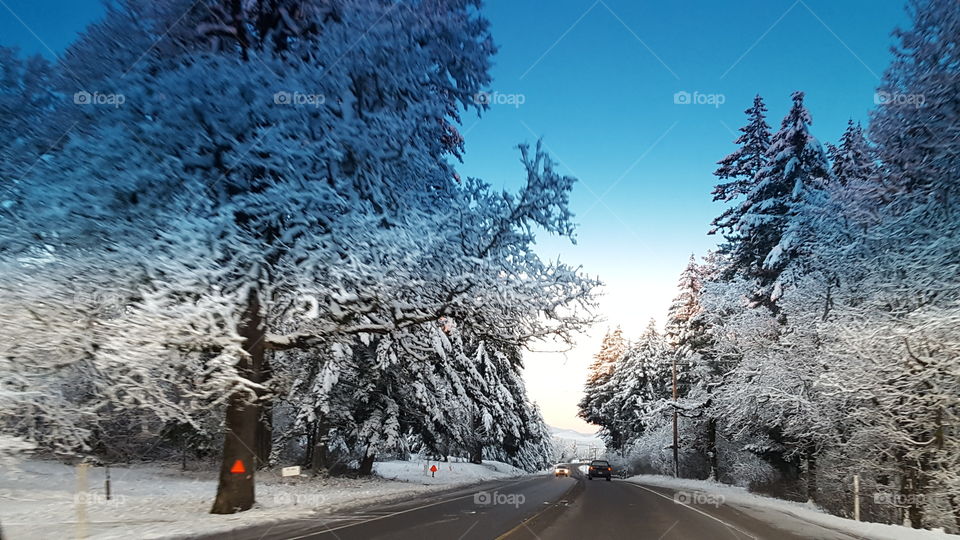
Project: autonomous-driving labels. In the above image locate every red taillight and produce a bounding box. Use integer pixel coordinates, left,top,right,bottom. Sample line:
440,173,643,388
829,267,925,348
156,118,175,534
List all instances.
589,466,594,470
607,467,612,471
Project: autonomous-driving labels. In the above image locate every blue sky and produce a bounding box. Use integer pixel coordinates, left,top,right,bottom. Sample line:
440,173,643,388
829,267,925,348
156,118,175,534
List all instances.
457,0,908,432
1,0,910,432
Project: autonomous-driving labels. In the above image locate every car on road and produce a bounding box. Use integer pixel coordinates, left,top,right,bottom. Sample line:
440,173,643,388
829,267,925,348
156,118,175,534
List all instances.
587,460,612,481
554,465,570,477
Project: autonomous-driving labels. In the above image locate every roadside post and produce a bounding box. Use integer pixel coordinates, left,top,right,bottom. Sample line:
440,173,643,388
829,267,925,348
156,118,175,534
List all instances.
853,474,860,521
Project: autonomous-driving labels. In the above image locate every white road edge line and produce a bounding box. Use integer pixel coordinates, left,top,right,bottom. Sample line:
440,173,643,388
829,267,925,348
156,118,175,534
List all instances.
281,476,538,540
626,482,760,540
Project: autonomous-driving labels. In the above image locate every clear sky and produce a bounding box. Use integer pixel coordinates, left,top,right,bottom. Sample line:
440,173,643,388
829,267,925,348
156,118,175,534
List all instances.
456,0,908,433
1,0,910,433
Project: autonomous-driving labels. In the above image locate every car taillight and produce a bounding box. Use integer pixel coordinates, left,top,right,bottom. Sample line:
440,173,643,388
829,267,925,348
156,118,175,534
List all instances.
607,467,612,471
589,466,594,470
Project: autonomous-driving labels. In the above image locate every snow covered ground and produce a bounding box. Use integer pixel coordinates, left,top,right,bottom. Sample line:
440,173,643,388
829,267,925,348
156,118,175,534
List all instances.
628,474,960,540
0,458,526,540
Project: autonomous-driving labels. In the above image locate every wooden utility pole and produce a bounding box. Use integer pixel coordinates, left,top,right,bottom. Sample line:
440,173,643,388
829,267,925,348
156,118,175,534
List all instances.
672,354,679,478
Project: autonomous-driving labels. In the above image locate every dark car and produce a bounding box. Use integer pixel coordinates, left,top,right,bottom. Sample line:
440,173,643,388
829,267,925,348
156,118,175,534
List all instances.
588,460,612,481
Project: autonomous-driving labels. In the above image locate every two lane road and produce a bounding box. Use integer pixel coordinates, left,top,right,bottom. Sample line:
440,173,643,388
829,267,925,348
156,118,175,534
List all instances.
206,465,862,540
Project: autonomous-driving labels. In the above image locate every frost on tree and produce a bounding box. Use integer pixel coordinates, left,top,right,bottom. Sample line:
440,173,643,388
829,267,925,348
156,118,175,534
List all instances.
725,91,832,313
711,94,772,237
0,0,596,517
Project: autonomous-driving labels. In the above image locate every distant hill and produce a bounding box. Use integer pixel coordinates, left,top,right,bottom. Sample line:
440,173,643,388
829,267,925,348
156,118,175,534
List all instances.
549,426,605,462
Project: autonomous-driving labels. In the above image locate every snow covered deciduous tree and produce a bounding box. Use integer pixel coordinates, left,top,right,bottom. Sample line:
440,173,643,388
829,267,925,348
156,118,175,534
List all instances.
1,0,597,517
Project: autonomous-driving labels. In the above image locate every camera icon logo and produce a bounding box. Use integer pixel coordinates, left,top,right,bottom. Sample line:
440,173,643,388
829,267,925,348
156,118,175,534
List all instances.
74,90,92,105
473,91,491,105
474,491,492,505
673,90,692,105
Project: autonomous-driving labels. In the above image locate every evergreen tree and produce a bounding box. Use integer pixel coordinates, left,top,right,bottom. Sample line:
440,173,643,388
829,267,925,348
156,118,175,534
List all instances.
710,94,772,235
577,327,627,442
870,0,960,197
665,255,706,353
598,320,671,450
726,92,832,310
826,120,876,186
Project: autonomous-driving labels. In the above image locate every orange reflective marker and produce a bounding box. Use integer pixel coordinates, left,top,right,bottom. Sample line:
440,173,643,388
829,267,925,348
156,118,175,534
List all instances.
230,460,246,474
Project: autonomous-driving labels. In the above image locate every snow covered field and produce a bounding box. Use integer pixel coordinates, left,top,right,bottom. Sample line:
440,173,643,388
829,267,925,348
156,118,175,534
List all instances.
628,475,960,540
0,458,526,540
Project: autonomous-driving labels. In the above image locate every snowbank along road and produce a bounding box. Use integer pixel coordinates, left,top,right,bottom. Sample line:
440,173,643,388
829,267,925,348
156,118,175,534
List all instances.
197,465,872,540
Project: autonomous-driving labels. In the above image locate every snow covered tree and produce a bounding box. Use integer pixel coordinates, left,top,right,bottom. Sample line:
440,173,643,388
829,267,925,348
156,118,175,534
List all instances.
870,0,960,198
1,0,597,517
0,47,56,171
710,94,772,236
725,91,832,313
578,327,627,440
585,321,673,452
665,255,709,356
827,120,876,187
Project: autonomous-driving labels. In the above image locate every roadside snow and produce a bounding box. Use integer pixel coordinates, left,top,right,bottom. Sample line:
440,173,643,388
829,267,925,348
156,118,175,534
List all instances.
374,458,526,484
628,475,959,540
0,458,525,540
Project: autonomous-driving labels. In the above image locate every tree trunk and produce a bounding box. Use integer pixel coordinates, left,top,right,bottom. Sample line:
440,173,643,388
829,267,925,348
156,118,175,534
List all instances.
470,443,483,465
707,417,718,481
900,463,924,528
805,450,817,503
359,452,375,475
211,288,265,514
255,374,273,468
470,415,484,464
310,419,330,473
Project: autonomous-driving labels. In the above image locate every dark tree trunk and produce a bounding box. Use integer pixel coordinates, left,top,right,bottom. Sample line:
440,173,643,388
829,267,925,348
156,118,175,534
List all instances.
900,463,924,528
211,289,265,514
707,417,718,481
310,419,330,473
470,444,483,465
255,362,273,468
805,450,817,503
469,415,484,464
359,452,375,476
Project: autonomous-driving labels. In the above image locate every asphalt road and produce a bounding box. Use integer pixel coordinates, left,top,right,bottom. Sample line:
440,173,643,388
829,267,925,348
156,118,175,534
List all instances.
201,465,864,540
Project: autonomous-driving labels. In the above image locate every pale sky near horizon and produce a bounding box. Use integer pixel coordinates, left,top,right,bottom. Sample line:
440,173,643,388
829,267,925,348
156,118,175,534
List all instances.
1,0,909,435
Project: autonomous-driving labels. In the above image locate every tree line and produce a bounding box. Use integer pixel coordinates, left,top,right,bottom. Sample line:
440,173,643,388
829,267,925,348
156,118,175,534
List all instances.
579,0,959,532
